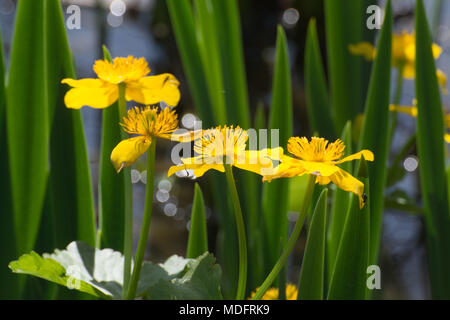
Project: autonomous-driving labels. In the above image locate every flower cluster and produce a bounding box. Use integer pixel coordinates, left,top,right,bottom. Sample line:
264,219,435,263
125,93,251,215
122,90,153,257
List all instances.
62,55,374,209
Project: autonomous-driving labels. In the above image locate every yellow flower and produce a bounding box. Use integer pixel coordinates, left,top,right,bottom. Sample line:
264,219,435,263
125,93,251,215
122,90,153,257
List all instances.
349,31,447,92
249,284,298,300
168,126,281,178
61,56,180,109
110,106,195,173
263,137,374,209
389,102,450,143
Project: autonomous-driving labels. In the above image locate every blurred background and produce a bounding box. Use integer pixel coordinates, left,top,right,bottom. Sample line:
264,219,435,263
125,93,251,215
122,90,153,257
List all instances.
1,0,450,299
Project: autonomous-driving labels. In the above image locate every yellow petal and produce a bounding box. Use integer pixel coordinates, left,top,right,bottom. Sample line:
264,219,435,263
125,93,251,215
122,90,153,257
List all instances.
437,69,448,94
335,150,374,164
61,78,118,109
389,105,418,117
159,129,203,142
403,43,416,63
348,42,376,61
262,156,306,182
432,43,443,59
297,160,341,177
168,163,224,178
126,74,180,106
316,176,331,185
110,136,151,173
236,148,284,176
329,168,366,209
402,63,415,79
445,133,450,144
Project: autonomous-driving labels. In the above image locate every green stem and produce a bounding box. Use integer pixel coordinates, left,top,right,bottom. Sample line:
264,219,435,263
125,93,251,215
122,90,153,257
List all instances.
126,140,156,300
118,83,133,298
252,175,316,300
224,164,248,300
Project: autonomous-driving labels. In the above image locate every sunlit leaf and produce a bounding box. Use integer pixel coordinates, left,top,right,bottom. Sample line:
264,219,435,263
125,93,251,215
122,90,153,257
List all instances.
415,0,450,299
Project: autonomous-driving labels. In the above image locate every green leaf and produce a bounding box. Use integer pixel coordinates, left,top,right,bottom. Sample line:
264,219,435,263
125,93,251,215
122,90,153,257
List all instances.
326,121,352,282
298,189,328,300
98,46,128,252
167,0,241,297
194,0,227,125
304,19,335,139
287,176,308,213
324,0,367,132
207,0,263,291
0,27,5,136
0,25,19,300
187,184,208,258
9,241,216,300
137,255,190,294
210,0,250,128
357,0,392,266
145,252,222,300
253,103,266,131
327,158,370,300
45,0,96,248
415,0,450,299
6,0,49,256
9,242,120,299
166,0,214,127
262,26,293,274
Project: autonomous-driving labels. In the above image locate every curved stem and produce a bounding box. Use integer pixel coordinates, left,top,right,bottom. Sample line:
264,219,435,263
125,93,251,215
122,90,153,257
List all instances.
126,140,156,300
117,83,133,298
252,175,316,300
224,164,247,300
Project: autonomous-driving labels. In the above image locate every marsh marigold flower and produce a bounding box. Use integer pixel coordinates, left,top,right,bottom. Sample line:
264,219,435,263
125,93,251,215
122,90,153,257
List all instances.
168,126,281,178
349,30,447,92
62,56,180,109
249,284,298,300
389,102,450,143
111,106,194,173
263,137,374,209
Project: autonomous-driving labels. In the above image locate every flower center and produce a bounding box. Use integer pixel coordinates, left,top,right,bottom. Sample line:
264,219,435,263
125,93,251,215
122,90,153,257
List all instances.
120,106,178,138
287,137,345,162
93,56,150,84
195,126,248,163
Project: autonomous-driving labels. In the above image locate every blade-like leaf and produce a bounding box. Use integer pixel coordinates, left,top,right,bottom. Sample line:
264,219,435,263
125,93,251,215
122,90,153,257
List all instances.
208,0,262,290
358,0,392,266
46,0,96,248
194,0,227,125
304,19,335,139
326,121,352,281
415,0,450,299
324,0,366,132
262,25,293,276
98,46,129,252
186,183,208,258
166,0,214,126
298,189,328,300
0,25,19,299
0,27,5,135
6,0,49,256
327,158,370,300
210,0,250,128
167,0,247,297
